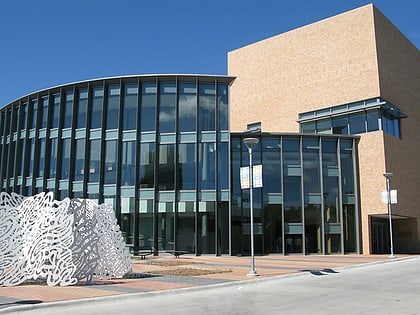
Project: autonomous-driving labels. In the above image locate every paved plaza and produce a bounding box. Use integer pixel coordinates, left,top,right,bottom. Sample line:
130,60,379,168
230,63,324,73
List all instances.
0,254,409,313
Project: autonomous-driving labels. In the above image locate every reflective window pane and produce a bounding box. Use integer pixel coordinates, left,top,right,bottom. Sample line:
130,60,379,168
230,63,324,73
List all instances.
89,139,101,182
349,112,366,134
51,94,60,129
217,83,229,131
139,142,155,188
178,82,197,132
64,91,74,128
199,83,216,131
121,141,136,186
106,85,120,130
76,89,88,129
123,84,138,130
178,143,196,190
158,143,175,190
104,140,117,184
141,82,156,132
90,86,104,129
159,82,176,133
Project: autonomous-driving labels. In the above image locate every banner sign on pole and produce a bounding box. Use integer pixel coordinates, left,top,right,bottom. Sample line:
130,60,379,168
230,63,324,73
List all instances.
253,164,263,188
240,166,250,189
381,190,398,204
240,165,263,189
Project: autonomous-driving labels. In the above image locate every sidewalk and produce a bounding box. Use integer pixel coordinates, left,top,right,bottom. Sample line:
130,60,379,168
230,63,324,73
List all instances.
0,254,402,311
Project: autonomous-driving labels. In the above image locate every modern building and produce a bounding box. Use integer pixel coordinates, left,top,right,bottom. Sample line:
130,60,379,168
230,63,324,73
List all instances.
0,4,418,255
228,4,420,254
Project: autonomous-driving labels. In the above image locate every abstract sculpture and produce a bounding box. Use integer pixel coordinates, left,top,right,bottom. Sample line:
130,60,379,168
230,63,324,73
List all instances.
0,192,132,286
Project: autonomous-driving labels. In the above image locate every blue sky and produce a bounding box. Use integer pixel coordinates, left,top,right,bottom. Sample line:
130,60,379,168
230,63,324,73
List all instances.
1,0,419,106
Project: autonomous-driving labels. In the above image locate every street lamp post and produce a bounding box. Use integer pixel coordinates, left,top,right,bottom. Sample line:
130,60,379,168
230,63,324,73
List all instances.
383,172,396,258
243,137,259,276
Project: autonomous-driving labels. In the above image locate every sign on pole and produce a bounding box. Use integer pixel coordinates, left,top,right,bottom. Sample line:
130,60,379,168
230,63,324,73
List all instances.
381,190,398,204
240,165,263,189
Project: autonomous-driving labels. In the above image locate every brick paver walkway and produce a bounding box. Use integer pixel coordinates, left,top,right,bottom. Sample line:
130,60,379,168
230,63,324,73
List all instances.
0,254,398,310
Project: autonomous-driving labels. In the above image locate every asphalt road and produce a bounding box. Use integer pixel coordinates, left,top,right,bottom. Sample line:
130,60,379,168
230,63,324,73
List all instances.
3,256,419,315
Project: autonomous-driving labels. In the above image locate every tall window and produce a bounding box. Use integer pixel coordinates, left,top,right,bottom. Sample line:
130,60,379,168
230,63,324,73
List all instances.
139,142,155,188
122,84,138,130
158,143,175,190
159,82,176,133
178,143,196,190
51,94,60,129
89,139,101,182
178,82,197,132
140,82,156,132
49,138,58,178
106,85,120,130
199,83,216,131
104,140,117,184
121,141,136,186
63,91,74,128
60,138,71,179
74,138,85,181
217,83,229,131
90,87,104,129
76,89,88,129
40,96,49,129
198,142,216,190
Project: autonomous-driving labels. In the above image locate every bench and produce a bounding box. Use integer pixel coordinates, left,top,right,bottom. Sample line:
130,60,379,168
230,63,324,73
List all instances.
165,250,189,258
131,246,154,259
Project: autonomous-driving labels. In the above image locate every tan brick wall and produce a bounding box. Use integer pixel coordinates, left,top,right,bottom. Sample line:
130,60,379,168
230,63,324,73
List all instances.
228,4,380,133
374,8,420,252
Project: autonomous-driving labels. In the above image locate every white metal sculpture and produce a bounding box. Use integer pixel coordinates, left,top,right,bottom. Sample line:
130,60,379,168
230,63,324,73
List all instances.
0,192,132,286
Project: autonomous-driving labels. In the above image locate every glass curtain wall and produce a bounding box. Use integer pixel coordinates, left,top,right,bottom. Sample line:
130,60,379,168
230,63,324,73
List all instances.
0,75,232,256
231,134,359,256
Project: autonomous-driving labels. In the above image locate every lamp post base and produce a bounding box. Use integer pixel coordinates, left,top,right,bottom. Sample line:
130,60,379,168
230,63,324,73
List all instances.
389,254,396,259
247,270,259,277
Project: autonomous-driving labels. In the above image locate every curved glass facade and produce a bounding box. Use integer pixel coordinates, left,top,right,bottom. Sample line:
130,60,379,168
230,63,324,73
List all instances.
0,75,233,255
231,134,360,255
0,74,360,256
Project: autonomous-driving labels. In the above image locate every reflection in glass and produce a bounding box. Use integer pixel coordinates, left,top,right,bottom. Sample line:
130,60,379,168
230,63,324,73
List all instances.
303,138,322,253
49,138,58,178
158,143,175,190
106,85,120,130
90,87,104,129
121,141,136,186
63,91,74,128
74,138,85,181
89,139,101,182
322,138,341,254
52,94,60,129
349,112,366,134
157,203,174,250
159,82,176,133
141,82,156,132
178,82,197,132
139,142,155,188
40,97,48,129
198,202,215,254
104,140,117,184
178,143,196,190
30,99,38,129
198,142,216,190
283,138,302,224
218,142,229,190
76,89,88,129
177,207,195,252
217,83,229,131
60,138,71,179
121,196,135,245
123,84,138,130
199,83,216,131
